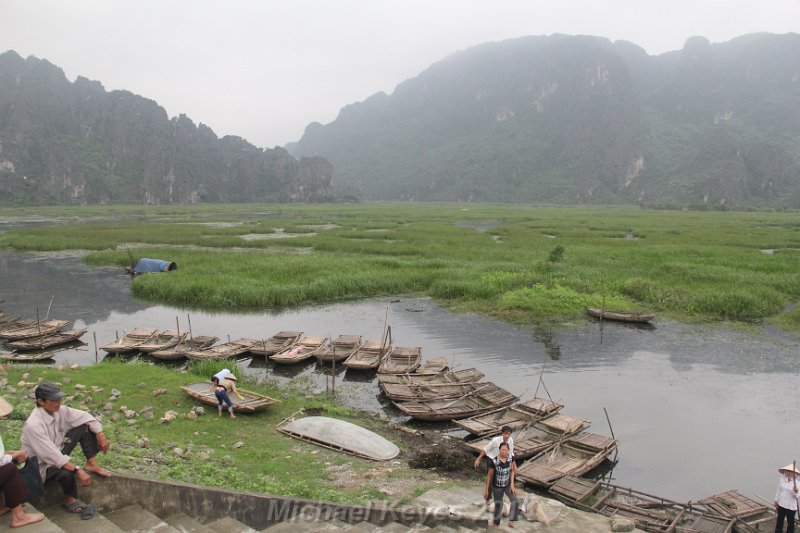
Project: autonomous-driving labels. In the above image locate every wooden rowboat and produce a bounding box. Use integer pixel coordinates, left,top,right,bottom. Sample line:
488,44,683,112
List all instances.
377,346,422,374
181,381,280,413
516,432,617,488
0,350,59,362
392,383,517,422
343,338,391,370
465,412,589,460
270,336,329,365
455,397,565,436
5,329,87,352
150,335,219,361
587,307,655,323
382,380,494,402
249,331,304,357
315,335,364,363
137,330,187,353
100,328,158,355
0,313,20,326
415,357,449,374
0,319,70,340
697,490,773,532
184,338,256,361
377,368,484,386
548,478,737,533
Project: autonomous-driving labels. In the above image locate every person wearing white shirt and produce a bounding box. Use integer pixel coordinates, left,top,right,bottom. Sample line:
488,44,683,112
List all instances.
473,426,514,470
774,463,800,533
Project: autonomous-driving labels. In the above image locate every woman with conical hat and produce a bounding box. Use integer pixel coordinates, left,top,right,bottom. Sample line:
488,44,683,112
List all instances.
0,395,46,528
774,462,800,533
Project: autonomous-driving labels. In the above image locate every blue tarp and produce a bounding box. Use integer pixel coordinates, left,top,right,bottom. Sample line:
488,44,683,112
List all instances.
134,258,177,274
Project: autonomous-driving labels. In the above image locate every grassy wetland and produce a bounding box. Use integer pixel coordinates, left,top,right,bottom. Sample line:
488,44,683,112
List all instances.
1,203,799,330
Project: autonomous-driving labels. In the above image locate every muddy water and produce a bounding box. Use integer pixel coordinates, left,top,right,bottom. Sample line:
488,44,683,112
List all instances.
1,249,798,503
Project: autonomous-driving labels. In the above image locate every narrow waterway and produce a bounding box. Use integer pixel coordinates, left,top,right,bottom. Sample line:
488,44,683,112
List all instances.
1,249,798,503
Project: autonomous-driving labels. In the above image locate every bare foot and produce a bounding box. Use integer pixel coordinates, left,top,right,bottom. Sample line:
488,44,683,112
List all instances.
508,522,516,529
229,414,236,419
84,464,111,477
218,411,222,417
10,511,45,528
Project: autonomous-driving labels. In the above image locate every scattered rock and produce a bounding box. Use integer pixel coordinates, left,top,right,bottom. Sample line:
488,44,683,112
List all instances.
21,372,29,379
191,406,205,416
173,447,184,457
152,388,167,396
187,411,198,420
233,442,244,449
221,455,234,466
136,437,150,448
110,388,121,398
91,386,103,393
102,403,114,412
137,382,146,388
74,383,86,390
69,364,79,369
111,413,120,422
126,419,137,426
124,409,136,419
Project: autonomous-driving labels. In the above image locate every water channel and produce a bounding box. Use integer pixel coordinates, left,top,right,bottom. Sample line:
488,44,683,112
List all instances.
1,248,798,503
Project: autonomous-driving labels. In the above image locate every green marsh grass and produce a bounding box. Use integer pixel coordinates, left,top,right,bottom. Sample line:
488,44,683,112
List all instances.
1,204,799,328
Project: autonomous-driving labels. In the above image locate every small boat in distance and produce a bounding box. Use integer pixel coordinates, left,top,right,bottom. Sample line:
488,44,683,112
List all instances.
181,381,280,413
249,331,304,358
587,307,655,323
100,328,159,355
270,336,329,365
5,329,87,352
315,335,364,364
150,335,219,361
343,338,391,370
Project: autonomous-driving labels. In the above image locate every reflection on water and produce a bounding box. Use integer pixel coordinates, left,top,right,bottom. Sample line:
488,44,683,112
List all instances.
1,249,799,502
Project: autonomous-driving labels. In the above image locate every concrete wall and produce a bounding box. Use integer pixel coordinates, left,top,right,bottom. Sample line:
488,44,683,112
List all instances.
38,472,487,530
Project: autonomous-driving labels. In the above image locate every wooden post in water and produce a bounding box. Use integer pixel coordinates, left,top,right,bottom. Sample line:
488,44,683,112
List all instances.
93,331,98,363
175,316,180,337
36,307,41,336
187,314,193,340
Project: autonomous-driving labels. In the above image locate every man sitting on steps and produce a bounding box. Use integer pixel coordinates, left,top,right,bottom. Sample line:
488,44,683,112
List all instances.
21,382,112,520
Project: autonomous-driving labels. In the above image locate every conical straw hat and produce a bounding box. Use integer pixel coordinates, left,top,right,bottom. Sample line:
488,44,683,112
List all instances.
778,463,800,474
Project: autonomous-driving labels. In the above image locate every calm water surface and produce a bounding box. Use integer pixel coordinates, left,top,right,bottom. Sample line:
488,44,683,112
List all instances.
1,249,798,502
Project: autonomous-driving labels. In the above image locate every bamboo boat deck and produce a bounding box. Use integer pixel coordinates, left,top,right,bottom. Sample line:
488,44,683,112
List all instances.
393,383,518,421
181,381,280,413
382,380,493,402
377,368,484,386
343,339,391,370
5,329,87,352
464,412,589,459
249,331,304,357
150,335,219,360
137,330,187,353
270,336,329,364
455,398,565,436
516,433,617,488
0,319,70,340
99,328,159,354
315,334,364,363
377,346,422,374
184,338,256,360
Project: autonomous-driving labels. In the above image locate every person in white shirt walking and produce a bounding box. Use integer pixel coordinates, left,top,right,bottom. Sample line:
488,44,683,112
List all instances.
774,463,800,533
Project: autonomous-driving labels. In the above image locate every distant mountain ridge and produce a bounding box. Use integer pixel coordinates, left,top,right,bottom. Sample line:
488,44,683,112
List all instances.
0,50,339,205
293,33,800,208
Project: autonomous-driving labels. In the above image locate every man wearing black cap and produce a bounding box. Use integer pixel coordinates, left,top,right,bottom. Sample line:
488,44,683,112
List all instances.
20,382,110,519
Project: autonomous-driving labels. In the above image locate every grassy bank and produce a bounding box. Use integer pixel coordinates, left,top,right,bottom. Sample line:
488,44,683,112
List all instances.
1,203,799,328
0,361,453,505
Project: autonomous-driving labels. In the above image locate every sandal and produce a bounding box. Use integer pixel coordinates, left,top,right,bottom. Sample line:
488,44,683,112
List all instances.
63,502,96,520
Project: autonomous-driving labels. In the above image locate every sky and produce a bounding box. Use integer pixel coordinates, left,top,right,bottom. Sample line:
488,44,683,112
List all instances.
2,1,799,149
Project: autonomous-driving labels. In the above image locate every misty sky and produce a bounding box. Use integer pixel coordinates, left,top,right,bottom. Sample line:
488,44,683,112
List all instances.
2,1,798,149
